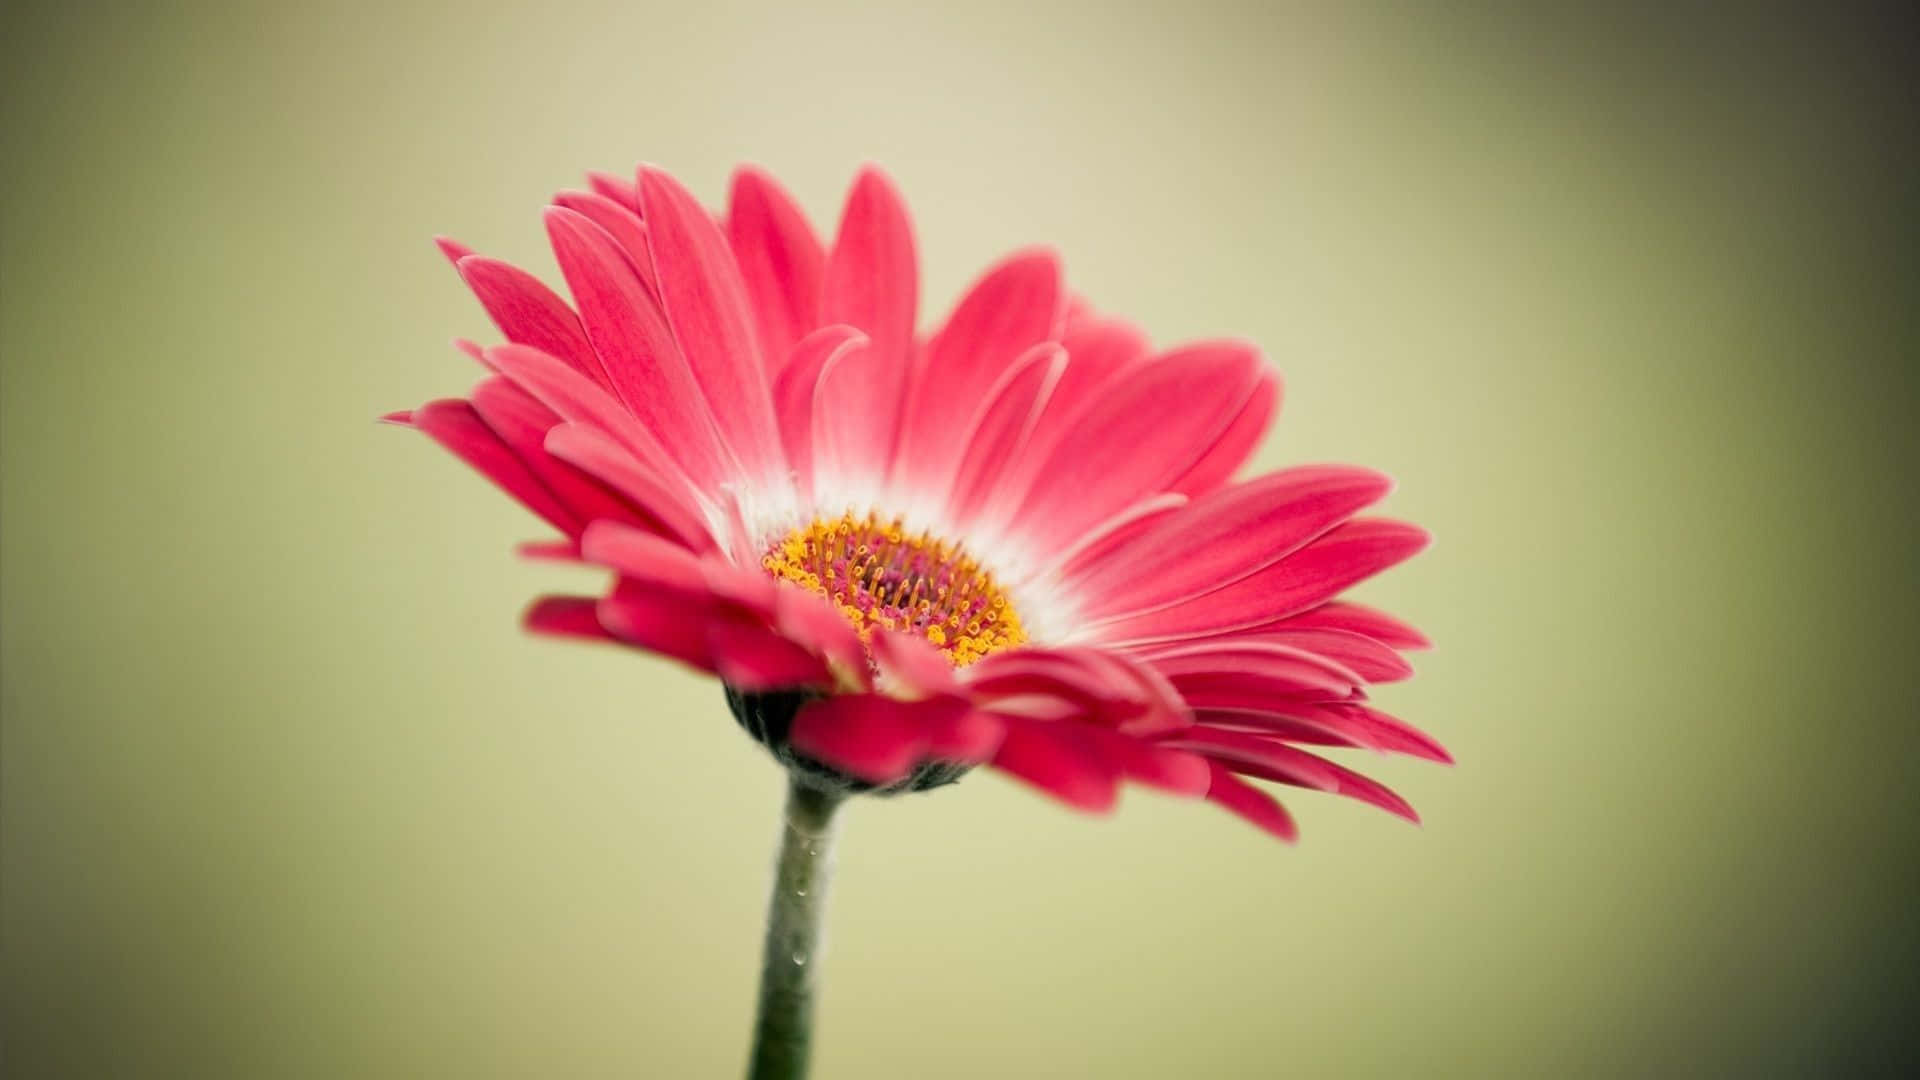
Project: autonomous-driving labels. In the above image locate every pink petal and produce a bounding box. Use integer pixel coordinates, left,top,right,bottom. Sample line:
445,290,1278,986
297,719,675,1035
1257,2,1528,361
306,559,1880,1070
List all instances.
772,585,870,688
809,335,901,490
485,343,694,500
1244,628,1414,683
544,206,733,490
727,166,826,368
517,540,580,562
1203,762,1299,842
542,423,716,553
870,627,962,699
580,520,711,592
1148,643,1363,699
925,707,1006,763
987,317,1149,508
965,650,1150,723
893,249,1064,493
1008,341,1263,556
639,166,786,483
1195,703,1451,764
412,399,578,535
965,647,1185,734
595,581,720,673
523,595,616,642
552,189,658,295
788,694,938,785
1082,728,1211,796
454,256,602,384
586,170,641,214
1172,729,1420,822
945,344,1066,528
772,325,867,499
434,236,475,264
1169,367,1280,496
579,522,775,617
469,377,642,531
989,720,1120,812
1073,465,1394,620
1283,601,1432,650
820,166,918,467
1090,518,1431,644
1038,494,1189,585
706,614,833,691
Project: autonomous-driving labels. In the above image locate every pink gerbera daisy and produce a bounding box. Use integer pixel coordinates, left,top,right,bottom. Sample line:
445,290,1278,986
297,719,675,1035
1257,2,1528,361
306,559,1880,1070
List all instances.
389,161,1443,1076
392,162,1443,834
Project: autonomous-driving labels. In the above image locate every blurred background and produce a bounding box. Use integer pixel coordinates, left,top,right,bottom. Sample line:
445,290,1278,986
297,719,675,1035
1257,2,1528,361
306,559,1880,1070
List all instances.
4,2,1916,1076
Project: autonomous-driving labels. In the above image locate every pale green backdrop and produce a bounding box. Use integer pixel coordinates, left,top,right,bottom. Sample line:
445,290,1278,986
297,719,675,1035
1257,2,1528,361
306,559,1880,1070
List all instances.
4,3,1915,1076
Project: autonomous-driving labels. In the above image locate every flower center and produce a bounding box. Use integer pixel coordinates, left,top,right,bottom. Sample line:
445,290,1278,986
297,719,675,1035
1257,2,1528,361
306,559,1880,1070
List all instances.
762,511,1027,666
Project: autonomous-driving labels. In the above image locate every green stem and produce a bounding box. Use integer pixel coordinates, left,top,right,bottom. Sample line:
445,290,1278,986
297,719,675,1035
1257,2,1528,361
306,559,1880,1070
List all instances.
747,777,844,1080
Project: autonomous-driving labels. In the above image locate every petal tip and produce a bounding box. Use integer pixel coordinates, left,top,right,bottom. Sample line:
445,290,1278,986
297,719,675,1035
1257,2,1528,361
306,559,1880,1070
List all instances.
433,236,474,265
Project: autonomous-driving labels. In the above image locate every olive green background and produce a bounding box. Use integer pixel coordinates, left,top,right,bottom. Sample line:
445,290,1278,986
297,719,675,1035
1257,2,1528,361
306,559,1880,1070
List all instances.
4,3,1915,1076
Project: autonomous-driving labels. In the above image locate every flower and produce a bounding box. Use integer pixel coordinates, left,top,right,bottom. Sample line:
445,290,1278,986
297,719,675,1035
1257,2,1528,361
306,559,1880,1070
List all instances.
390,163,1444,842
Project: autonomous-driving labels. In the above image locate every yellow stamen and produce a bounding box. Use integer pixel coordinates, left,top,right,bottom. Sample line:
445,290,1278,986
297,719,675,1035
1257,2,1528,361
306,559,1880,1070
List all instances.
762,511,1027,666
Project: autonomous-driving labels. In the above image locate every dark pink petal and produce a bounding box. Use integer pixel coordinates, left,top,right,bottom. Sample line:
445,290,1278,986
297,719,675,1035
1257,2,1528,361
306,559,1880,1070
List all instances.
727,166,826,368
991,317,1150,506
990,720,1120,812
706,615,833,691
821,166,918,466
1203,762,1299,842
925,707,1006,763
965,647,1186,734
1009,342,1262,556
894,249,1064,493
772,326,867,499
469,377,642,531
1148,643,1363,699
1091,518,1431,644
552,189,658,295
412,399,578,535
965,649,1151,726
639,166,786,483
946,344,1066,527
579,522,776,618
1172,729,1420,822
1283,601,1432,651
788,694,938,785
523,595,616,642
1167,674,1357,717
544,206,733,489
517,540,581,562
485,343,693,497
542,423,716,553
1081,728,1211,796
1245,628,1414,683
454,256,602,384
1073,465,1394,619
1196,703,1451,764
1169,367,1280,496
379,409,414,426
596,582,719,672
580,520,710,593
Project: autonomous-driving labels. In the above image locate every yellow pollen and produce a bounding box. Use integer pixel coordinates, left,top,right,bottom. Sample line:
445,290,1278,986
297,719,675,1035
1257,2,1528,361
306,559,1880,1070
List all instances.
762,511,1027,667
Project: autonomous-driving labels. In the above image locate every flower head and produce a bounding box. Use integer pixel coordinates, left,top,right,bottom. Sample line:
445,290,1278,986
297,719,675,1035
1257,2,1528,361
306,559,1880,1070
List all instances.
391,163,1444,841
